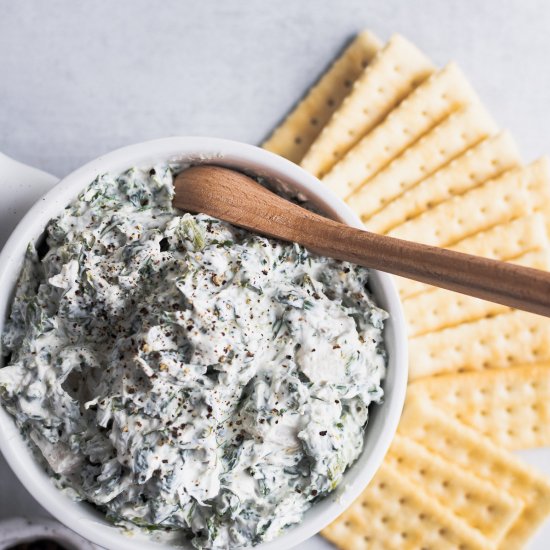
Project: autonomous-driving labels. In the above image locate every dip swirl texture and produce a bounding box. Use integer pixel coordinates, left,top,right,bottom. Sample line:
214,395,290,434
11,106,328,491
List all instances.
0,166,387,549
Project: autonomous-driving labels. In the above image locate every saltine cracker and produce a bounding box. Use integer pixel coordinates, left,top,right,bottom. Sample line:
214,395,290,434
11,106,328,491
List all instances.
352,102,497,222
387,435,523,544
399,401,550,549
262,30,381,163
408,309,550,379
365,131,520,234
322,462,491,550
300,34,434,177
408,364,550,450
321,63,479,199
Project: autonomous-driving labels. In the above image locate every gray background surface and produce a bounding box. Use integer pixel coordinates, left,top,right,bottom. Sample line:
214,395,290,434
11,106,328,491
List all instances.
2,0,550,179
1,0,550,546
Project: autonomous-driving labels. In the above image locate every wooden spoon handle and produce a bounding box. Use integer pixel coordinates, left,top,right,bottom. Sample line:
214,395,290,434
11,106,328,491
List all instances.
278,204,550,318
175,166,550,317
313,225,550,317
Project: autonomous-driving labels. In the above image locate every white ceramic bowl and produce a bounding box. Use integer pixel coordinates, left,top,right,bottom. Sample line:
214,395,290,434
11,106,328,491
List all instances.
0,137,408,550
0,518,98,549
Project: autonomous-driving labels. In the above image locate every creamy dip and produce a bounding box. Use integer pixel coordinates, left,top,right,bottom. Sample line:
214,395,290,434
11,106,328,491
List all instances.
0,165,387,549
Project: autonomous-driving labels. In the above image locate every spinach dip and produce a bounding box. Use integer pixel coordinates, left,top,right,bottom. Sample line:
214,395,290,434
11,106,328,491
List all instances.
0,166,388,549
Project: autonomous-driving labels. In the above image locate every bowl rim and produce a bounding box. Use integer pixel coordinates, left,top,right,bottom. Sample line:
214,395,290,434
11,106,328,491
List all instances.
0,137,408,550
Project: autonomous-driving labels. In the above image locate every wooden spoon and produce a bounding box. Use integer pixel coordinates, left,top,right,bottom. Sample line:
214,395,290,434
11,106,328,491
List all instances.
174,165,550,317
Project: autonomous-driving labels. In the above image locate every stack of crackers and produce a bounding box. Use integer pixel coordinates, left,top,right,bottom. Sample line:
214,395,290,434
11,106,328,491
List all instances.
263,31,550,549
